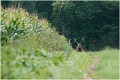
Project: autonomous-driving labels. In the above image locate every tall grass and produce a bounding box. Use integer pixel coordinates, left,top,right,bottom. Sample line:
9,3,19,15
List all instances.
1,7,118,79
94,49,119,79
1,8,92,79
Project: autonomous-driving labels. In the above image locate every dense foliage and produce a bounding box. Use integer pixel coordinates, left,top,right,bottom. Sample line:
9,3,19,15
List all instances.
1,8,42,45
1,1,119,79
51,1,119,51
1,1,119,51
1,8,92,78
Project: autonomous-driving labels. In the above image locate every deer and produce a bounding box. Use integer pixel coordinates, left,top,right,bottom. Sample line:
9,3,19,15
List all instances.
74,38,84,52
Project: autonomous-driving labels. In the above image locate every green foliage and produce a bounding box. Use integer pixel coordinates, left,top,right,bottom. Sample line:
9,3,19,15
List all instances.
1,8,93,79
94,49,119,79
1,1,53,19
52,1,119,51
1,1,119,50
1,2,119,79
1,42,92,78
1,8,42,45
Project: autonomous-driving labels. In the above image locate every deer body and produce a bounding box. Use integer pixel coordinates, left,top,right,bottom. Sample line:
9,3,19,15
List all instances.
74,39,84,52
76,43,84,52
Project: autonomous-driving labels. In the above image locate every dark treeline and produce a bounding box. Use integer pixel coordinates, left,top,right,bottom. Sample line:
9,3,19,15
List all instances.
1,1,119,51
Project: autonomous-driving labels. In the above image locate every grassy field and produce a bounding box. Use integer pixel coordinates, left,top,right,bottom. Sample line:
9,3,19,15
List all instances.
2,44,119,79
94,48,119,79
1,8,93,79
1,40,92,78
2,47,119,79
1,8,119,79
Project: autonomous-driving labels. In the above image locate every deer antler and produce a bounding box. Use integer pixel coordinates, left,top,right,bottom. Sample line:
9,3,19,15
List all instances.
68,39,72,46
74,38,79,44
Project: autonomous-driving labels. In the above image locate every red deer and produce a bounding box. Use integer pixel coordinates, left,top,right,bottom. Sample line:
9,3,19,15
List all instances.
75,39,84,52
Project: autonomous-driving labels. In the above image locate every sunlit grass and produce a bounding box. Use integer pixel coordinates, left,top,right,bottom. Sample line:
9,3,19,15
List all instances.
1,38,92,78
94,49,119,79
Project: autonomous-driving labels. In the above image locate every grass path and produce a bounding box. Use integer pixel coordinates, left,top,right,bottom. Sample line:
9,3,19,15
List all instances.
83,49,119,80
83,55,101,80
94,49,119,79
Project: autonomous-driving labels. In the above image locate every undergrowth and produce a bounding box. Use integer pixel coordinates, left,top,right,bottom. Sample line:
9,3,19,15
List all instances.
1,7,92,79
1,7,119,79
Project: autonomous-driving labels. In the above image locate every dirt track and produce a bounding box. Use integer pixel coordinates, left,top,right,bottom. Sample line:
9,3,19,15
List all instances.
83,55,101,80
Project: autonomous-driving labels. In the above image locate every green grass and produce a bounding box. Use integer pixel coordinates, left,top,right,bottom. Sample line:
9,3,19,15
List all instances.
1,7,119,79
94,48,119,79
1,7,92,79
1,39,92,78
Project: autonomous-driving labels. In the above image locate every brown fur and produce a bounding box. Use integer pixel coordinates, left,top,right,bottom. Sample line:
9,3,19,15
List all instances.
76,43,84,52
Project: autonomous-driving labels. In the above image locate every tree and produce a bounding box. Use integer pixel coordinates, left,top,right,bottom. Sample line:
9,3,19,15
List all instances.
1,1,119,51
51,1,119,51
